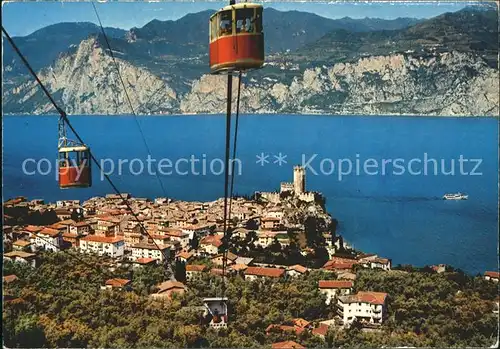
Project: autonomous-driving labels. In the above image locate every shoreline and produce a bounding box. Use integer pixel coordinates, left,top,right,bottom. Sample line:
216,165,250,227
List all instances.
3,193,495,277
2,112,496,118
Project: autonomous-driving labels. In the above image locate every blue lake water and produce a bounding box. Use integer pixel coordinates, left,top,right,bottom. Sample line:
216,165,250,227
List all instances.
3,114,498,274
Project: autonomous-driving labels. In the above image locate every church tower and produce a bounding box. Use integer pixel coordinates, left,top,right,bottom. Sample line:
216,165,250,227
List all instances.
293,166,305,194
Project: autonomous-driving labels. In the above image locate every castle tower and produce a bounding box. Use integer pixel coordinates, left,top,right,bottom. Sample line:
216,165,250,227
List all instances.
293,166,305,194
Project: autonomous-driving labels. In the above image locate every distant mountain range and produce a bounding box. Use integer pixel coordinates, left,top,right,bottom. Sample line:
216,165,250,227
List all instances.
2,5,498,116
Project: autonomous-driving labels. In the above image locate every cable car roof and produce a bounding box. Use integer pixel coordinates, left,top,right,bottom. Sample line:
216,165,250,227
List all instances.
59,145,88,152
210,2,263,19
203,297,229,302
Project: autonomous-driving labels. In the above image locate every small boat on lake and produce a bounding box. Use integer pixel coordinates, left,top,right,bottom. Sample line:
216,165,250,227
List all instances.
443,193,468,200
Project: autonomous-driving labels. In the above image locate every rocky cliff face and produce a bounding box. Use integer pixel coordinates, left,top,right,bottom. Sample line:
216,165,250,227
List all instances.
181,52,499,116
3,38,498,116
3,38,178,115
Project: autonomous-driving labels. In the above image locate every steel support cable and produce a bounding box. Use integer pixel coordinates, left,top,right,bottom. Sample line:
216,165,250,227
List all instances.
2,26,170,269
220,74,233,299
91,2,169,200
228,71,243,227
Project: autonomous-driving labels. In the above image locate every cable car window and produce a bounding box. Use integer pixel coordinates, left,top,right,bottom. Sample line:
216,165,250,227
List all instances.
255,8,263,33
236,9,254,33
59,151,68,168
81,150,90,165
218,11,232,36
210,17,217,41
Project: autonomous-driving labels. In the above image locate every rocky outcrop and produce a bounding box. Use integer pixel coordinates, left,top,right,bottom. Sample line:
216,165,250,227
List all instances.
181,52,499,116
3,38,178,115
3,41,498,116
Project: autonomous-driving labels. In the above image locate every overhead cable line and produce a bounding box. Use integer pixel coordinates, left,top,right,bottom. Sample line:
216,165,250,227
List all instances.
91,1,169,199
2,25,171,273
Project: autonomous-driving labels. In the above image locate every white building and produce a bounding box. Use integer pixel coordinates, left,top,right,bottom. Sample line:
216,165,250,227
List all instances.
79,235,125,258
484,271,499,282
157,228,190,249
287,264,308,278
3,251,37,267
318,280,353,305
244,267,285,281
199,235,223,256
337,291,388,327
256,231,279,248
186,264,207,281
357,254,391,271
33,227,62,252
130,243,170,261
69,221,91,236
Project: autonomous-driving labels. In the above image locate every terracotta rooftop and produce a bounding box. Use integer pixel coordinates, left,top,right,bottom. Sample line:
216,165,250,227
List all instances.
318,280,353,289
230,264,248,271
292,318,310,328
3,275,18,284
245,267,285,278
81,235,124,244
485,271,500,278
186,264,207,272
13,240,31,247
289,264,308,274
176,251,194,259
132,242,170,250
312,323,330,337
272,340,305,349
39,227,61,237
156,281,186,293
340,291,388,305
210,268,225,276
73,221,90,227
24,225,43,233
266,325,304,335
105,278,131,288
135,258,157,265
4,251,36,259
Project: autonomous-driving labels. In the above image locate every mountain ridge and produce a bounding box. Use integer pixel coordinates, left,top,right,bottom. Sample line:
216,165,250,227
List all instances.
2,6,498,116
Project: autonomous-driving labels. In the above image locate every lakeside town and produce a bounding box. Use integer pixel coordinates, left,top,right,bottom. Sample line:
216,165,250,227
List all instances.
3,166,499,348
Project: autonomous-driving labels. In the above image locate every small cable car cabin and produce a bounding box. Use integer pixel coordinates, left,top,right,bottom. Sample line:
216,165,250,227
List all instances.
58,145,92,188
203,297,228,328
209,3,264,74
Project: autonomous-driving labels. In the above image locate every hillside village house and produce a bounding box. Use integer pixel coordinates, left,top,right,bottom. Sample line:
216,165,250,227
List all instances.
123,225,143,247
318,280,353,305
151,281,187,300
182,224,211,239
357,254,392,271
287,264,308,277
3,251,37,267
158,228,190,248
33,227,61,252
337,291,388,327
256,231,279,248
484,271,499,282
62,232,81,248
101,278,131,291
131,243,170,261
12,239,33,252
261,217,281,230
186,264,207,281
211,252,238,266
69,221,91,235
176,250,194,263
79,235,124,257
244,267,285,281
199,235,223,256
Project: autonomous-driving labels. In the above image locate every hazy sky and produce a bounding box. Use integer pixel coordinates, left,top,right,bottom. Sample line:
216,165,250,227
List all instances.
2,1,477,37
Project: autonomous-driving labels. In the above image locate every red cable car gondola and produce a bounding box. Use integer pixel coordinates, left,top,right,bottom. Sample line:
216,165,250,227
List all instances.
59,145,91,188
57,118,92,189
209,2,264,74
